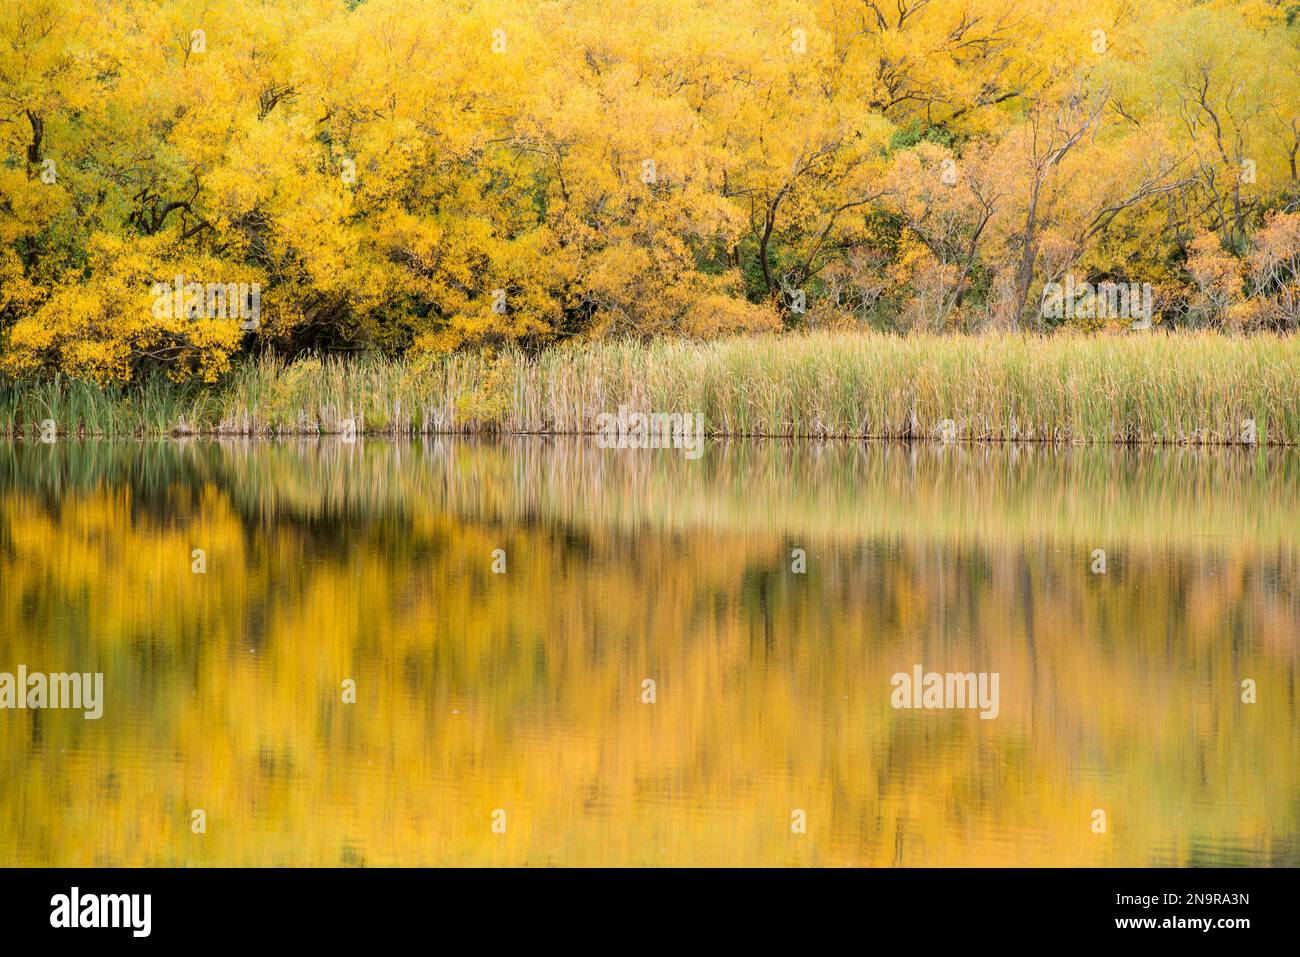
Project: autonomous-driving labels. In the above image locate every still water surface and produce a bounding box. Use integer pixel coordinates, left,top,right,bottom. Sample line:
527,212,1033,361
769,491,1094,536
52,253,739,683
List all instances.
1,438,1296,866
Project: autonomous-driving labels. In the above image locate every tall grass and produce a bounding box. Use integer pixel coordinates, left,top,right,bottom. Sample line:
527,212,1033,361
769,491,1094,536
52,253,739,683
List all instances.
1,331,1297,444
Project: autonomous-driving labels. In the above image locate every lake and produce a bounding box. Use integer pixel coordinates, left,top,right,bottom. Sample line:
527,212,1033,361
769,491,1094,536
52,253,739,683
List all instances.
1,438,1296,866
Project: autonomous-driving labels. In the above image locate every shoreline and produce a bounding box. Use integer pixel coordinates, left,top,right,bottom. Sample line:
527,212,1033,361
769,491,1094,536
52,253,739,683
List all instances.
2,331,1298,445
1,429,1294,447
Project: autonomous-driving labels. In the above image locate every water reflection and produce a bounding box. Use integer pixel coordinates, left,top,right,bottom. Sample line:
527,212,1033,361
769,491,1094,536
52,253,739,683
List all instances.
0,438,1296,866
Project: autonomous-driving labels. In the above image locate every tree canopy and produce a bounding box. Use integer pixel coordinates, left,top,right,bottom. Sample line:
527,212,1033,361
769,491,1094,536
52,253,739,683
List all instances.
2,0,1298,383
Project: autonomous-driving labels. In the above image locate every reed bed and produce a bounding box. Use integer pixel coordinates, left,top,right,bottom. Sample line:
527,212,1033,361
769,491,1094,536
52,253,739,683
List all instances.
1,331,1296,444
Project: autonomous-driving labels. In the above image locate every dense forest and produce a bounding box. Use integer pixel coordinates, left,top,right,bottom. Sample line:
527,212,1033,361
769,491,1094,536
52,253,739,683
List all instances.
1,0,1298,385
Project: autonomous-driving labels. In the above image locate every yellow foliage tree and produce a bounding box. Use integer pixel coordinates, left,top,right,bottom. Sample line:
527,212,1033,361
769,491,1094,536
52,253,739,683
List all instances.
1,0,1298,382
